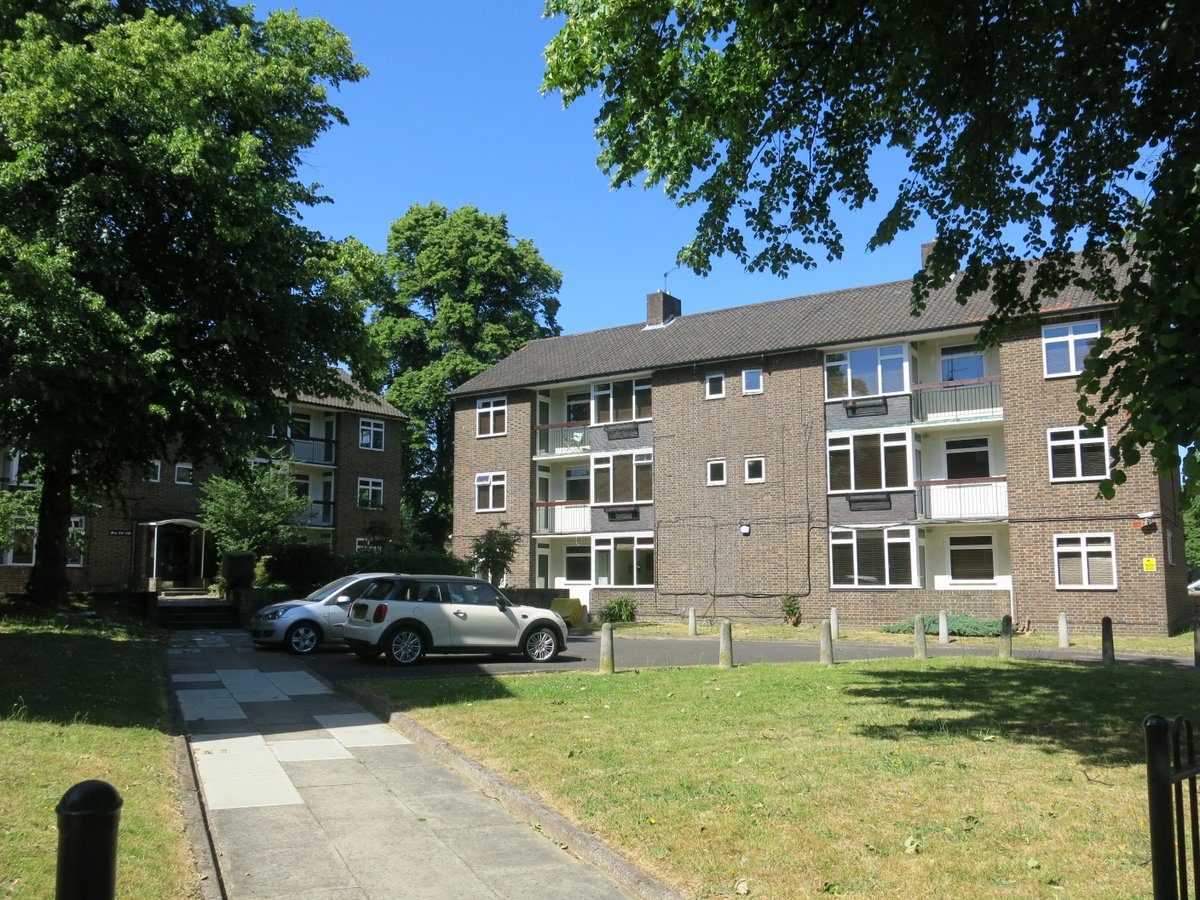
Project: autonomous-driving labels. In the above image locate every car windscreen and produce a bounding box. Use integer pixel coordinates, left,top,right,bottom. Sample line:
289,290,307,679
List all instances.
304,575,359,602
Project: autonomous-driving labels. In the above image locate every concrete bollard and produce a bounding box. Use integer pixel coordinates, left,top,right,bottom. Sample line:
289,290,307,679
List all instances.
599,622,614,675
1194,625,1200,669
688,607,697,636
938,609,949,645
830,607,839,640
913,615,927,660
1058,612,1069,649
57,779,122,900
819,618,833,666
1101,616,1114,666
999,614,1012,658
719,619,733,669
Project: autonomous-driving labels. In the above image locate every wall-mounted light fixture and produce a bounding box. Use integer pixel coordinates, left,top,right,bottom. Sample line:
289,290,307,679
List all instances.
739,523,751,536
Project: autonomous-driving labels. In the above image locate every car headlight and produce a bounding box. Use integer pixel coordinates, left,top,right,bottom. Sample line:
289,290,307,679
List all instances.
259,608,286,621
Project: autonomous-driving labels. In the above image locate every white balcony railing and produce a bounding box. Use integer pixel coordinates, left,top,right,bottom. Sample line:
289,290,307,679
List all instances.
302,500,334,527
915,477,1008,520
534,502,591,534
534,422,591,456
911,376,1002,423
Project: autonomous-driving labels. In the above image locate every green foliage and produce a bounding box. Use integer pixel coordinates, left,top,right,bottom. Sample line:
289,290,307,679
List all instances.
0,485,38,558
781,594,801,626
252,556,274,590
219,551,255,592
198,461,307,558
595,595,637,624
255,542,471,594
881,615,1003,638
0,2,373,601
370,203,562,545
543,1,1200,495
1183,458,1200,579
470,524,523,586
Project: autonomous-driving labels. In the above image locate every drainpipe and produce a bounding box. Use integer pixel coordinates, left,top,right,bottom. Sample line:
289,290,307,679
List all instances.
151,525,159,590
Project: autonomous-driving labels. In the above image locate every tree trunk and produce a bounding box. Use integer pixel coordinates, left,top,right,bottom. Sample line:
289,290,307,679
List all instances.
29,452,72,604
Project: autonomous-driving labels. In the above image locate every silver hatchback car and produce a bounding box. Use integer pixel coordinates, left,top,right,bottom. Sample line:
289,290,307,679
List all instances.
248,573,401,655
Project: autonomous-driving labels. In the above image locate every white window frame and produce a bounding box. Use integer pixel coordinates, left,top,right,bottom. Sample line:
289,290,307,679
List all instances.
357,477,384,510
591,378,652,424
592,452,653,505
593,533,655,587
824,344,909,400
707,458,727,486
474,472,506,512
359,418,385,451
742,367,764,395
143,460,162,483
564,544,591,583
1042,319,1100,377
827,429,911,493
947,534,996,584
1054,532,1117,590
174,462,194,485
705,372,725,399
475,397,508,438
939,344,986,382
744,456,765,483
829,526,919,588
2,519,34,566
1047,426,1109,482
2,516,84,567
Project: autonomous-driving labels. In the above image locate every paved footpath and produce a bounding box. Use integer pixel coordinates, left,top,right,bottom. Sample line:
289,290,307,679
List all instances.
166,630,644,900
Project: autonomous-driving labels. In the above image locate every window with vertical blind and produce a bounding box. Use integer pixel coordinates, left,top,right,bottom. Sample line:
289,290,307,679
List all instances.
824,344,908,399
828,430,910,492
948,535,995,582
1048,426,1109,481
830,527,919,587
1054,533,1116,589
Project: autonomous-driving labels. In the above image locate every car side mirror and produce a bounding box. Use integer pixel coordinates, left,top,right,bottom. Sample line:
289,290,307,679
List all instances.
495,596,509,610
333,594,351,605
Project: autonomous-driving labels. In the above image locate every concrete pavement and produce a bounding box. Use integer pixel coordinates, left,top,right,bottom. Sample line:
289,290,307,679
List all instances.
166,629,669,900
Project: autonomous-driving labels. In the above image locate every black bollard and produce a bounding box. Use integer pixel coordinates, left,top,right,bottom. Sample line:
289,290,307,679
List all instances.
56,780,122,900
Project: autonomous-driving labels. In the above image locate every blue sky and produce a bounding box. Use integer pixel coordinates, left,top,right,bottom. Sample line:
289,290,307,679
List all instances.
259,2,926,336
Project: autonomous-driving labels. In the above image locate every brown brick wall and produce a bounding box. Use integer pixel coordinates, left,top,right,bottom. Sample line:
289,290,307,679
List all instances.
333,411,407,554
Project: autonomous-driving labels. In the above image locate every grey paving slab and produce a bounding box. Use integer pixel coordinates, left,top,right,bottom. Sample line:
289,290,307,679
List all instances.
216,837,357,900
279,758,376,788
270,738,353,762
264,670,329,696
240,700,321,726
207,804,323,848
297,781,411,823
437,822,579,871
177,688,245,722
364,760,478,799
315,713,411,747
350,744,438,770
402,789,520,828
489,864,628,900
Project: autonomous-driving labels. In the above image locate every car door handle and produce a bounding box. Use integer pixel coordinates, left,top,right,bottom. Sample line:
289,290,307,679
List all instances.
454,610,468,619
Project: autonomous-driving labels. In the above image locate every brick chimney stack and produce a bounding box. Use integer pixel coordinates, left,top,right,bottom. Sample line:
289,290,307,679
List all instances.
646,291,681,326
921,240,937,268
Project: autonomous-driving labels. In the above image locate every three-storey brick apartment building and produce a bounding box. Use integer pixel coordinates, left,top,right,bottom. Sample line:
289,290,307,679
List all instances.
452,274,1189,634
0,372,405,593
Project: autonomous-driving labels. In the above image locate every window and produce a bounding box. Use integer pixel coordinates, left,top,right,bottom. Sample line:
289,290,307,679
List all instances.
476,398,507,437
2,452,35,487
175,463,194,485
744,456,765,483
66,516,85,567
1043,319,1099,377
593,453,653,504
1166,524,1176,566
1048,426,1108,481
566,392,591,423
825,344,907,399
359,418,385,450
940,345,985,382
593,378,651,424
564,466,590,502
2,517,83,567
1054,533,1116,589
357,477,384,509
594,535,654,586
474,472,505,512
705,372,725,399
945,437,991,479
828,431,910,492
743,368,763,394
830,527,918,587
142,460,161,483
948,535,995,582
707,459,727,486
565,545,591,582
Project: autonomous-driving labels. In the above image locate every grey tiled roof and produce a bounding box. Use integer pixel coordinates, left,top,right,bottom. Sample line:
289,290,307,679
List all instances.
454,275,1110,397
294,368,404,419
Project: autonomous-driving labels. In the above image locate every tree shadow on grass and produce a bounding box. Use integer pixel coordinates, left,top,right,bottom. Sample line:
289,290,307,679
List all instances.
843,659,1200,767
0,627,166,730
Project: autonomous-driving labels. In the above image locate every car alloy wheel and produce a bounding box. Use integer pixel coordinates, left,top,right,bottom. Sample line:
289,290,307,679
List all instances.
523,627,558,662
285,622,321,656
386,628,424,666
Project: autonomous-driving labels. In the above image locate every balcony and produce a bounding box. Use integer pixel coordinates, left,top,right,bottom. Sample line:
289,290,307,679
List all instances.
535,422,591,457
915,477,1008,520
912,376,1002,424
534,501,591,534
266,435,337,465
302,500,334,527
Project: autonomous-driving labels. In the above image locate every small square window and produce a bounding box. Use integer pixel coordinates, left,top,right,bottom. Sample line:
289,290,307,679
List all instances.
743,368,763,394
475,472,506,512
476,397,508,437
359,418,385,451
1043,319,1099,377
143,460,161,483
175,463,194,485
745,457,765,483
705,372,725,399
357,477,384,509
707,459,727,485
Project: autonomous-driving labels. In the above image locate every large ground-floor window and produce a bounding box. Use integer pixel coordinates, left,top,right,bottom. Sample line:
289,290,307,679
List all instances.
830,526,920,588
1054,533,1116,589
594,534,654,587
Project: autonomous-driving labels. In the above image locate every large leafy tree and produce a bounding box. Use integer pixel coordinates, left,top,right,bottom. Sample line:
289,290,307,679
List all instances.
543,1,1200,494
0,2,373,602
371,203,562,548
198,461,308,558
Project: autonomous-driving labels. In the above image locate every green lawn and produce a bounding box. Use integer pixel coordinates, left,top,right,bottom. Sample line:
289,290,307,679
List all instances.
356,657,1198,898
0,610,196,898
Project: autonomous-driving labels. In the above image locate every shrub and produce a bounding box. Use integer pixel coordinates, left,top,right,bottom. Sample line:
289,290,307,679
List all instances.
781,594,801,626
880,613,1004,637
266,543,337,593
219,551,255,592
595,595,637,624
253,556,273,589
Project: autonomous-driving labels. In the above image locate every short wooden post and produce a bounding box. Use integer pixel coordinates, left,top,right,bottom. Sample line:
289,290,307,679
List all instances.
1194,624,1200,669
913,615,927,660
688,607,697,636
1101,616,1115,666
999,614,1012,659
718,619,733,669
1058,612,1069,649
599,622,614,675
938,610,949,645
830,607,839,640
819,619,833,666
